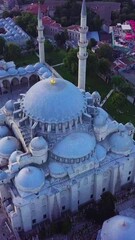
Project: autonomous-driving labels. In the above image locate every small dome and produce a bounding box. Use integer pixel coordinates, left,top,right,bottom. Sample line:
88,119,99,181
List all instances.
29,136,47,150
49,162,67,178
8,68,18,76
38,66,49,75
95,144,106,161
25,65,35,73
0,136,21,158
0,170,7,180
18,67,27,76
4,100,14,114
125,122,134,131
109,132,133,155
9,150,23,164
34,62,44,70
41,71,52,79
15,166,45,193
0,125,11,138
94,108,108,127
52,132,96,159
0,70,9,78
100,215,135,240
118,123,125,132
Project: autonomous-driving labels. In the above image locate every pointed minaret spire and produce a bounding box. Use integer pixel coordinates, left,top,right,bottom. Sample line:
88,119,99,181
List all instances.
37,0,45,64
77,0,88,90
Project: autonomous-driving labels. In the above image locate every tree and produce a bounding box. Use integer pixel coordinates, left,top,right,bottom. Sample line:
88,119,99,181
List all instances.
5,43,21,61
110,92,126,109
88,38,97,50
98,58,111,75
0,37,6,55
44,40,54,53
96,44,114,62
87,51,98,74
64,48,78,74
54,31,68,47
26,39,35,50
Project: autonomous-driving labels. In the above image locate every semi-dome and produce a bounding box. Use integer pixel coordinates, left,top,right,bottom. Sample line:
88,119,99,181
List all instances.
0,136,21,158
109,132,133,155
0,125,11,138
95,144,106,161
29,136,47,150
100,215,135,240
94,108,108,127
14,166,45,193
0,170,7,181
21,78,86,124
0,70,9,78
49,162,67,178
9,150,23,164
52,132,96,159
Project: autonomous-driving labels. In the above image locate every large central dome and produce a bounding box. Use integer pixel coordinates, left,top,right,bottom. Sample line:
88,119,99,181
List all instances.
21,78,86,124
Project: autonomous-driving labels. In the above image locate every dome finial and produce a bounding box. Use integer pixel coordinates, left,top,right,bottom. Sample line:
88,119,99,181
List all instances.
50,75,56,85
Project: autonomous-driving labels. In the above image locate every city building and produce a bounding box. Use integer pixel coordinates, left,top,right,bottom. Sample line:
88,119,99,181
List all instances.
0,0,134,235
0,17,30,47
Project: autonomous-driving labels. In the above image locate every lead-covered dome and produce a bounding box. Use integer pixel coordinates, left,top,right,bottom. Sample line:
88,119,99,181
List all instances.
21,78,86,124
100,215,135,240
109,132,133,155
0,136,21,158
52,132,96,159
14,166,45,193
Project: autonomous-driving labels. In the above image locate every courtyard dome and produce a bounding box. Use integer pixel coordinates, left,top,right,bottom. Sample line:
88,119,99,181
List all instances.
29,136,47,150
0,70,9,78
9,150,23,164
18,67,27,76
0,125,11,138
100,215,135,240
22,78,86,124
25,65,35,73
109,132,133,155
41,71,52,79
14,166,45,193
38,66,48,75
49,162,67,178
52,132,96,159
8,68,18,76
4,100,14,114
34,62,44,70
94,107,108,127
0,136,21,158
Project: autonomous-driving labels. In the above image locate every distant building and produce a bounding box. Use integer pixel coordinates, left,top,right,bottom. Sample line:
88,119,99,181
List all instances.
0,17,30,47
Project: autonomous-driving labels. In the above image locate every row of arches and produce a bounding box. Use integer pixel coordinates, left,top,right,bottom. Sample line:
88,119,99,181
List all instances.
0,74,40,94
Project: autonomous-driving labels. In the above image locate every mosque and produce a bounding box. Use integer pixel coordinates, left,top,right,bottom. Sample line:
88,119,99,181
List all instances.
0,0,135,234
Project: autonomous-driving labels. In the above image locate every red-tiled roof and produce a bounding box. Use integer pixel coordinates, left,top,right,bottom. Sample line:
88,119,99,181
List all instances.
26,3,47,15
67,25,80,31
42,16,62,28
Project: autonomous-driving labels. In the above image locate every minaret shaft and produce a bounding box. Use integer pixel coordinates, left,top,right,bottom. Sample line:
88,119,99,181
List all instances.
37,2,45,64
78,0,88,90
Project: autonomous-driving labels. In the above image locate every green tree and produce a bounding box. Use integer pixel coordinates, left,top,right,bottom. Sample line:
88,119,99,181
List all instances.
87,51,98,74
88,38,97,50
54,31,68,47
96,44,114,62
98,58,111,75
44,40,54,53
5,43,21,61
110,92,126,109
26,39,35,50
64,48,78,74
0,37,6,55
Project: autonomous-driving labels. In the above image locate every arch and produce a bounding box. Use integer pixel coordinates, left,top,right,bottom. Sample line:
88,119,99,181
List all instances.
20,77,28,87
29,74,40,86
2,79,11,93
11,77,19,91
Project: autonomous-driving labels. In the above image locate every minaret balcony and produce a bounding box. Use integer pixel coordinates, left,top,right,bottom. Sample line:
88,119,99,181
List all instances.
78,40,88,48
37,26,44,31
37,37,45,43
77,52,88,60
79,26,88,34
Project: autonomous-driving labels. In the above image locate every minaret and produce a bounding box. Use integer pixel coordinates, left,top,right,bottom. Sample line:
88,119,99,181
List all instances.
37,1,45,64
77,0,88,90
